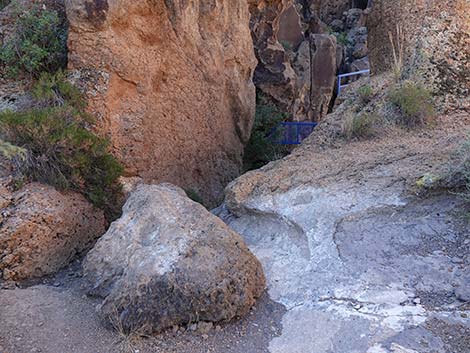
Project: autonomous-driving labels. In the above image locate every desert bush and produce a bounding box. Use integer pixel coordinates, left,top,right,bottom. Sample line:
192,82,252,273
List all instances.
357,84,373,105
0,74,123,217
388,24,405,80
0,2,67,78
243,94,290,171
327,27,349,46
342,112,378,140
280,40,293,51
335,32,349,46
32,71,86,110
0,139,26,160
0,108,123,210
389,82,435,127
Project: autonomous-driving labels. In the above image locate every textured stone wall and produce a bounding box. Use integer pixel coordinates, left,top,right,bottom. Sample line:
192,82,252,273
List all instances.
368,0,470,111
66,0,257,206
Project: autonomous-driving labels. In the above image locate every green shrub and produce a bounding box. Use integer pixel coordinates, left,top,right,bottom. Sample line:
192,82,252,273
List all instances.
32,71,86,110
0,0,11,11
243,94,290,171
185,188,205,206
342,112,378,140
0,108,123,210
335,32,349,46
0,2,67,78
280,40,293,51
0,139,26,161
389,82,435,127
0,74,123,217
357,84,373,105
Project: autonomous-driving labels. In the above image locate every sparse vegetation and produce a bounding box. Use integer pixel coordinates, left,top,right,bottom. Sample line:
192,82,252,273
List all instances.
0,139,26,161
32,71,86,110
185,188,205,207
243,93,290,171
279,40,293,51
388,24,405,80
342,112,378,140
0,74,123,217
0,2,67,78
335,32,349,46
357,84,373,105
326,26,349,46
389,82,435,127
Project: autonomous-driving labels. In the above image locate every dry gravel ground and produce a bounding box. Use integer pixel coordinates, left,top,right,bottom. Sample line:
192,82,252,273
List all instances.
0,262,285,353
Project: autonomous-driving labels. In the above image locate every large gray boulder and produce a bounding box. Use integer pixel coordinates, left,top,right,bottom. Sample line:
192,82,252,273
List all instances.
83,184,265,334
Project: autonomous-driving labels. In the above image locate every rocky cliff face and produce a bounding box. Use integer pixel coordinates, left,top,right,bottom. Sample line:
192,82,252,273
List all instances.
249,0,371,122
65,0,257,206
368,0,470,112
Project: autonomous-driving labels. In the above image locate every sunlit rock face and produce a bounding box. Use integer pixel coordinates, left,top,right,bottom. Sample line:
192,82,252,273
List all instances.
65,0,257,206
368,0,470,112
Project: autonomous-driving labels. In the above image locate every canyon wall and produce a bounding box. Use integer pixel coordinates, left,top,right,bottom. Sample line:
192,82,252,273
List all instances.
368,0,470,111
65,0,257,206
249,0,370,122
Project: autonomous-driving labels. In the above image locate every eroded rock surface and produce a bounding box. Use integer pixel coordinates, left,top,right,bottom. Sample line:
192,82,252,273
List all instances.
249,0,369,122
66,0,257,206
0,182,105,281
219,114,470,352
83,183,265,334
368,0,470,111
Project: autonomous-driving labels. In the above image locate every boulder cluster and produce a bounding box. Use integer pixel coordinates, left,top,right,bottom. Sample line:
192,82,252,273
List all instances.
0,163,265,333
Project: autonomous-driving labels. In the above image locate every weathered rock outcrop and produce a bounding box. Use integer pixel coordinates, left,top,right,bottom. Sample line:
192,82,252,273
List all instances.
368,0,470,111
248,0,297,109
0,181,105,281
83,183,265,334
218,111,470,352
249,0,369,122
65,0,257,206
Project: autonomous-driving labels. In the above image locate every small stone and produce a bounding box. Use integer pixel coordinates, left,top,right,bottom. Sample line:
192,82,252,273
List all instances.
354,304,362,310
197,321,213,334
413,298,421,304
202,334,209,340
455,286,470,302
189,323,198,332
215,325,222,331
